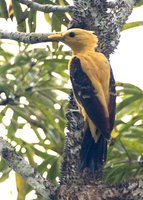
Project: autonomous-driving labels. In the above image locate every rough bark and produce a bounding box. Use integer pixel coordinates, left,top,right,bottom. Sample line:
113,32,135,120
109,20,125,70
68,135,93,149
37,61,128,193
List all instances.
0,137,57,199
0,31,58,43
19,0,73,13
59,0,143,199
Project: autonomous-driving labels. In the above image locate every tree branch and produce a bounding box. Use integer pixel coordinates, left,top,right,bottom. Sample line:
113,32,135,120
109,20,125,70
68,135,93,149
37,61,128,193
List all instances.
0,30,57,44
19,0,74,13
0,137,57,199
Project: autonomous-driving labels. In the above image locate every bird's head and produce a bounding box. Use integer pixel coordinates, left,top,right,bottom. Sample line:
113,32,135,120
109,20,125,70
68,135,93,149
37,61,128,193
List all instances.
48,28,98,54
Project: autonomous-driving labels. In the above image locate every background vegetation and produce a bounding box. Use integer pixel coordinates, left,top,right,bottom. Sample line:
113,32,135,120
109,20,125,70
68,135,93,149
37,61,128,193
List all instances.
0,0,143,199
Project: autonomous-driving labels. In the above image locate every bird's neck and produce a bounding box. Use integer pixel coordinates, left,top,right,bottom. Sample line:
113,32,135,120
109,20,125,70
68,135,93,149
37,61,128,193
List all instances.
69,42,97,55
72,48,96,56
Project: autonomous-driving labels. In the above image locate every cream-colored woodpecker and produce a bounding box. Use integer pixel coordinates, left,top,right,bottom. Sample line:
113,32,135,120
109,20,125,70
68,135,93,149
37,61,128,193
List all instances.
48,28,116,171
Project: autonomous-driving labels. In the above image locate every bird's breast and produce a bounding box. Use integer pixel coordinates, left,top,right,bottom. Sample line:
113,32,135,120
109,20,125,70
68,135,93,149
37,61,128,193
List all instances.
70,52,110,104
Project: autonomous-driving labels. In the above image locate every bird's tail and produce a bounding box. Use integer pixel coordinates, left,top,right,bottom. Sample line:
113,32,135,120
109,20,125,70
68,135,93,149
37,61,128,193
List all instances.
79,126,107,171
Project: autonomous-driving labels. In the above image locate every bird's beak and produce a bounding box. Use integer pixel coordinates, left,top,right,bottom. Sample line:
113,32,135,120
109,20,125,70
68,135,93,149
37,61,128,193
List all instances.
48,33,63,41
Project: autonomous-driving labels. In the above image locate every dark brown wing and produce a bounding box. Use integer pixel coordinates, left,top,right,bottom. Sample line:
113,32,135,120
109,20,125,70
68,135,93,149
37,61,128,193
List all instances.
109,68,116,131
70,56,111,139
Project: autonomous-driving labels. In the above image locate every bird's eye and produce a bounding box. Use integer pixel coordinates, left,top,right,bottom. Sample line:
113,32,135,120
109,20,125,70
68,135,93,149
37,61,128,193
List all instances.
69,32,75,38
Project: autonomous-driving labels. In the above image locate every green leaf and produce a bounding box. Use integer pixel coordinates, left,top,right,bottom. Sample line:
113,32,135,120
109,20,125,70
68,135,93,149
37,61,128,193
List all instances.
123,21,143,31
0,159,11,183
25,146,36,167
51,12,64,32
47,156,61,181
134,0,143,7
28,9,37,32
121,137,143,154
0,170,10,183
0,0,8,19
0,159,8,171
44,13,51,25
116,95,142,113
7,112,18,139
12,0,26,32
116,82,142,92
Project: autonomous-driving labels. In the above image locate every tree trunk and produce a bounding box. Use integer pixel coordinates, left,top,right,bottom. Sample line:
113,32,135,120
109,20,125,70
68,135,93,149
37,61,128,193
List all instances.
58,0,143,199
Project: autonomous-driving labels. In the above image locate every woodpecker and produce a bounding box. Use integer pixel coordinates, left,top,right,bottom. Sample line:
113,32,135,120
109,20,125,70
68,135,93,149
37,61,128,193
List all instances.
48,28,116,171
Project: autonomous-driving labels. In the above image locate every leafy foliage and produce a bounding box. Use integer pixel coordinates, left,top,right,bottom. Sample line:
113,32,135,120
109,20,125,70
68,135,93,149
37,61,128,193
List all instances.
0,41,69,186
0,0,143,199
0,1,71,197
105,83,143,183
